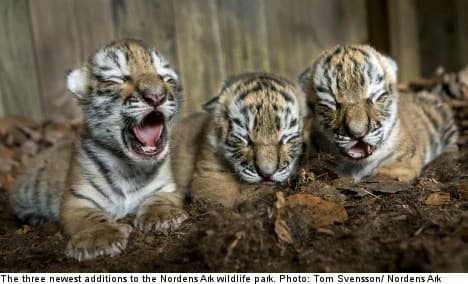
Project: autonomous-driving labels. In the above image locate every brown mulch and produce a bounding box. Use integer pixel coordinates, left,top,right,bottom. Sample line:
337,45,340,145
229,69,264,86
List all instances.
0,67,467,272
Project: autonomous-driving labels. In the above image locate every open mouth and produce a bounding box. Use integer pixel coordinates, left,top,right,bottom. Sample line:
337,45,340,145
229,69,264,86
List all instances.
128,111,166,157
343,141,375,160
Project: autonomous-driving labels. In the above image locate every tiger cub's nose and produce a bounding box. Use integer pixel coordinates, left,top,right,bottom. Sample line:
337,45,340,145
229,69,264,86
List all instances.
345,121,369,139
255,147,278,179
350,129,368,139
142,86,167,106
257,169,273,179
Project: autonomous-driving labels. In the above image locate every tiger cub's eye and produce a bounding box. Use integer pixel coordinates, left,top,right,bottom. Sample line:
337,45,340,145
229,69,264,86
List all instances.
103,77,124,84
227,133,250,147
376,92,389,102
165,78,176,84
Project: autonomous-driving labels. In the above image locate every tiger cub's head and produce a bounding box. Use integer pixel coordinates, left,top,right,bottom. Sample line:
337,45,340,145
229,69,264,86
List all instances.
205,73,306,184
299,45,398,160
66,39,182,162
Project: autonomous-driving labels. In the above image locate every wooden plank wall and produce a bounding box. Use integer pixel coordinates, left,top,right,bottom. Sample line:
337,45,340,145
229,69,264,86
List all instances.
387,0,421,81
0,0,466,122
0,0,43,121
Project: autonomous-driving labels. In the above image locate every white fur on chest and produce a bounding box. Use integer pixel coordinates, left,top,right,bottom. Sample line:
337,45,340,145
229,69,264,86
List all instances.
79,148,176,220
109,159,175,219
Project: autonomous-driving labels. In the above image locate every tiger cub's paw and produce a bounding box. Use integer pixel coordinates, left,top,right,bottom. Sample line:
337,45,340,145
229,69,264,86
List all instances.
65,223,132,261
134,205,188,233
374,167,417,182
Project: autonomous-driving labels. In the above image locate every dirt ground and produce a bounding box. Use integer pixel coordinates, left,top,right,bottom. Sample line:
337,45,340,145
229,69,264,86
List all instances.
0,69,467,272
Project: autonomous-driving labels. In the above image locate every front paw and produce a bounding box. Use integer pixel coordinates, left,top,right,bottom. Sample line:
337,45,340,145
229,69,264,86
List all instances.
65,223,132,261
374,168,416,182
134,206,188,232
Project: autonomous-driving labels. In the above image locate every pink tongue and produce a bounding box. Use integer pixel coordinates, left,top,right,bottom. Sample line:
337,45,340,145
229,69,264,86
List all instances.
346,142,369,159
133,120,163,147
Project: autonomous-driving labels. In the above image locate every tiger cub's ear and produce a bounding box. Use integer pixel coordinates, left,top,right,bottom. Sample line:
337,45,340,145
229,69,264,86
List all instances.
298,67,313,94
202,96,220,112
380,55,398,82
66,67,88,98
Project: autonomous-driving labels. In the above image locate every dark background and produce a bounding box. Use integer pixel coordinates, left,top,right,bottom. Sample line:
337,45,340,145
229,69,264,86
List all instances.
0,0,466,122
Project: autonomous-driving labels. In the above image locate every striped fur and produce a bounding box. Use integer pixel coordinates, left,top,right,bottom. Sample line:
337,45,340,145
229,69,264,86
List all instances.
171,72,307,207
299,45,458,182
10,39,187,260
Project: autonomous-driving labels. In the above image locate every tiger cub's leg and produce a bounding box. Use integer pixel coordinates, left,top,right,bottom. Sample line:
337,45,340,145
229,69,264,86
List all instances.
61,190,133,261
374,155,422,182
10,141,75,225
192,166,273,208
374,164,420,182
190,146,242,208
192,172,271,208
134,187,188,232
190,145,275,207
191,171,241,208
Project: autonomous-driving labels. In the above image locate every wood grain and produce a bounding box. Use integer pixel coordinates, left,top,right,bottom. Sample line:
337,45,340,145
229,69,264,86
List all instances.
30,0,114,122
215,0,269,76
0,0,464,121
388,0,421,81
73,0,115,60
29,0,81,122
454,0,468,68
342,0,368,44
366,0,390,54
0,0,43,121
173,0,225,115
416,0,466,76
0,79,4,117
265,0,369,81
112,0,178,67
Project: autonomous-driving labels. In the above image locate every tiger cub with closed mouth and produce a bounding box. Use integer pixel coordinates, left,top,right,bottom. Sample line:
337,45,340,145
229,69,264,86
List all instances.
10,39,188,260
171,73,307,207
299,45,458,182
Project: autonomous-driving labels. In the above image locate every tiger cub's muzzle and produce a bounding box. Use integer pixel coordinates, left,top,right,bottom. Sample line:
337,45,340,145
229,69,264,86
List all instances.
336,117,377,160
125,84,177,159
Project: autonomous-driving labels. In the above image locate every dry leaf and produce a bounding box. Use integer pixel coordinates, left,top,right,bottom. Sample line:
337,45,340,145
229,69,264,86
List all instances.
274,192,293,243
274,193,347,244
274,218,293,244
0,157,15,173
17,124,41,141
43,123,76,145
0,145,15,160
457,184,468,199
20,140,39,157
0,116,34,136
275,191,286,210
425,192,451,206
284,194,348,226
316,227,335,236
5,128,28,146
417,178,441,192
360,177,408,194
300,182,347,202
0,173,15,191
225,231,245,258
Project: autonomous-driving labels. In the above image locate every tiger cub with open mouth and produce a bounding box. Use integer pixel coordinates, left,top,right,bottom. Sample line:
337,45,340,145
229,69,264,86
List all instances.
171,73,307,207
10,39,188,260
299,45,458,182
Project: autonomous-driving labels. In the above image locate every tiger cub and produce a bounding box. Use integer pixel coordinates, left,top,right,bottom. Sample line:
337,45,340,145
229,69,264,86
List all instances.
299,45,458,182
10,39,188,260
171,73,307,207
